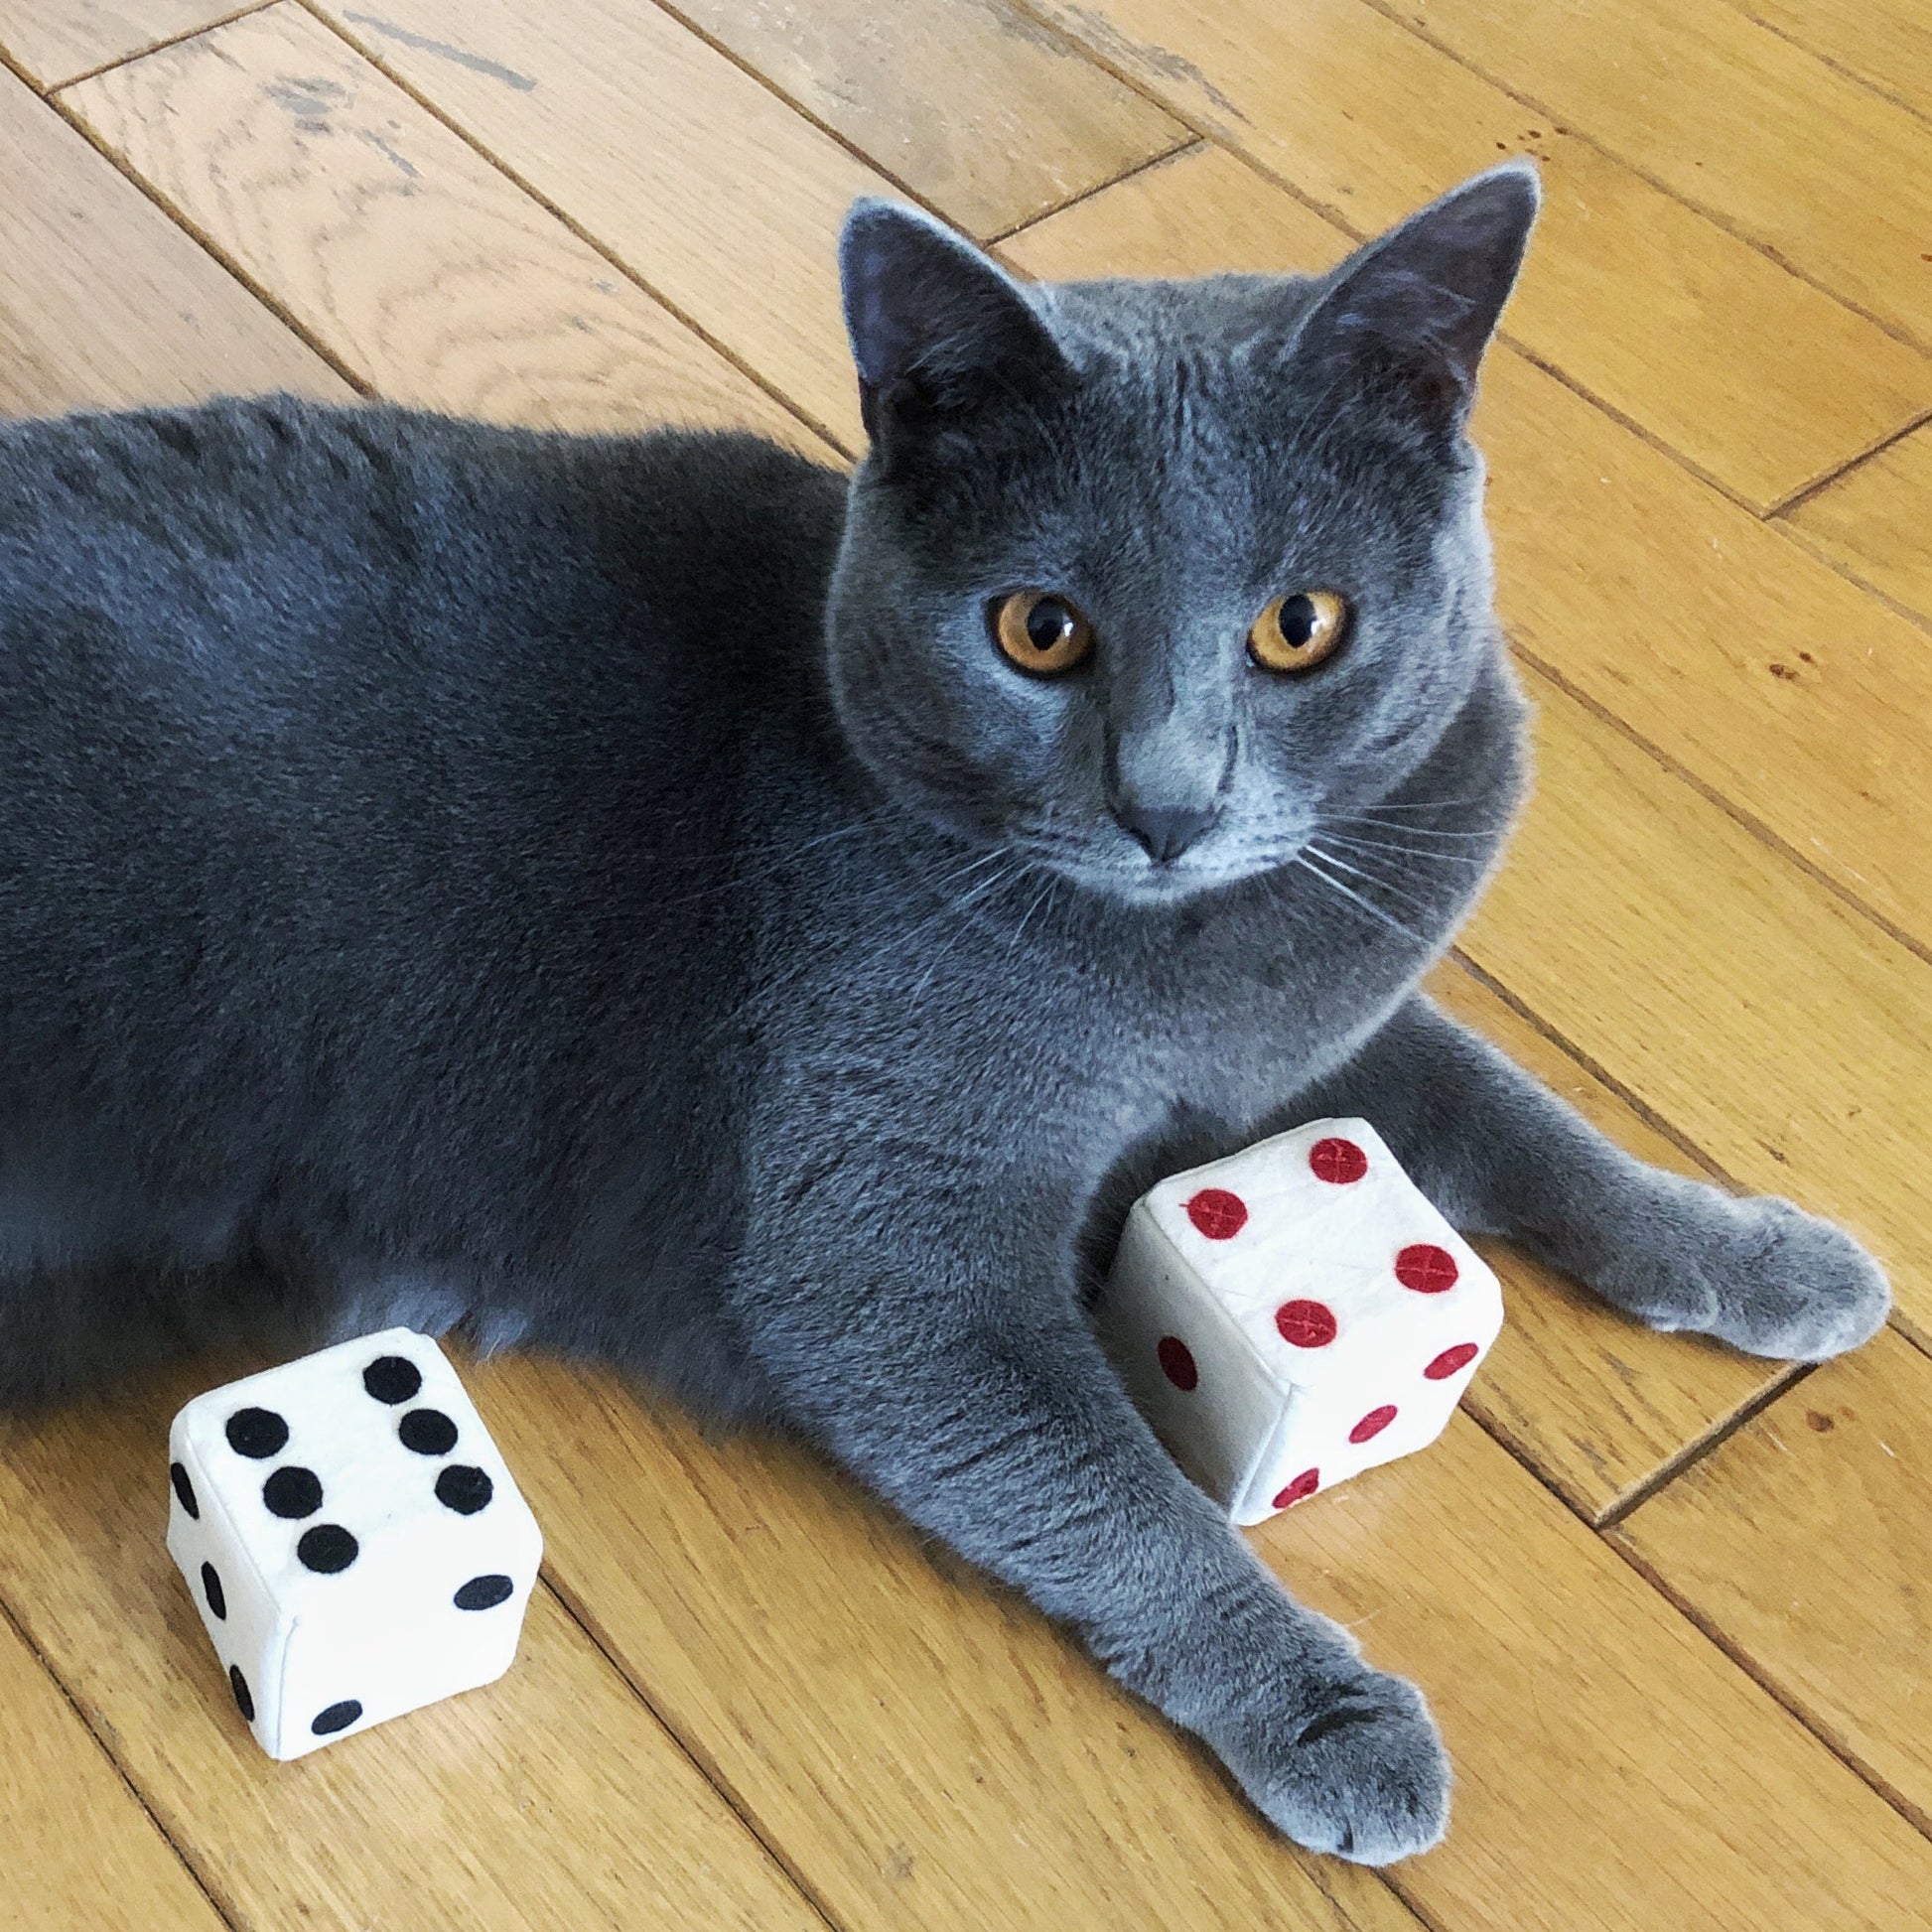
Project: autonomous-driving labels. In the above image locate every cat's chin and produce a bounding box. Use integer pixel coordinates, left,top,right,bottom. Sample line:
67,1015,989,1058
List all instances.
1044,855,1270,908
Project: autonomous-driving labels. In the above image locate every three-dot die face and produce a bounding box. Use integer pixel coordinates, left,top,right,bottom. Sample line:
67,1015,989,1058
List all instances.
1098,1117,1505,1526
165,1326,543,1759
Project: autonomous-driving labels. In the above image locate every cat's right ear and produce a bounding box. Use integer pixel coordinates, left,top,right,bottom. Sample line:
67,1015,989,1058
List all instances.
839,200,1072,457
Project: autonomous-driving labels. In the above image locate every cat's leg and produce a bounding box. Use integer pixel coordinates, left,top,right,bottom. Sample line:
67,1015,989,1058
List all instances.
743,1221,1449,1863
1297,994,1889,1360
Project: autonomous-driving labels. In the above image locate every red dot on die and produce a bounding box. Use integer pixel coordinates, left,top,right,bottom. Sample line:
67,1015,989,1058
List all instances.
1349,1404,1398,1445
1157,1335,1199,1391
1309,1137,1368,1184
1395,1243,1459,1293
1274,1468,1320,1508
1275,1300,1338,1348
1425,1342,1480,1381
1185,1187,1249,1240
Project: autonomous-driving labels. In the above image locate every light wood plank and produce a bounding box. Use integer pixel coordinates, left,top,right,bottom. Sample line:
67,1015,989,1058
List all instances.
62,5,822,446
0,0,248,88
1721,0,1932,121
1466,670,1932,1340
470,1355,1418,1932
0,1603,226,1932
665,0,1188,236
313,0,894,446
1611,1328,1932,1835
1786,425,1932,626
0,1363,826,1932
1260,1410,1932,1928
0,63,343,413
1375,0,1932,350
1020,0,1932,511
1425,962,1789,1524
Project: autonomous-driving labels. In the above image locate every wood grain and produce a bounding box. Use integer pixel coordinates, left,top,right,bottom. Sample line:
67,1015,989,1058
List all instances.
1611,1327,1932,1835
1376,0,1932,350
1786,424,1932,625
1006,143,1932,953
0,63,343,413
313,0,894,446
0,1362,825,1932
0,1602,225,1931
1424,962,1789,1524
62,5,823,446
0,0,252,88
1721,0,1932,121
665,0,1188,236
469,1354,1417,1932
1020,0,1932,510
1260,1409,1932,1927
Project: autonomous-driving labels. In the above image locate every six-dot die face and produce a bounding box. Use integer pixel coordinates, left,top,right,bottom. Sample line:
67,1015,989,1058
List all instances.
165,1326,542,1759
1095,1118,1504,1525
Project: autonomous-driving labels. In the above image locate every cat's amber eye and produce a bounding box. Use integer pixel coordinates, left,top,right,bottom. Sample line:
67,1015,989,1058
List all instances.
1247,590,1348,674
991,590,1095,677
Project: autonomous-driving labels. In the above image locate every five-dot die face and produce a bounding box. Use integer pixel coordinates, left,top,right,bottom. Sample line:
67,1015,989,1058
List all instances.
1094,1118,1504,1525
165,1326,542,1759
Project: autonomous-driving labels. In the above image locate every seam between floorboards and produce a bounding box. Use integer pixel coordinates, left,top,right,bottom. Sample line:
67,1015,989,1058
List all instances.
1768,401,1932,518
983,133,1203,244
0,1591,243,1930
45,1,281,92
35,80,373,399
535,1571,850,1932
1603,1532,1932,1842
293,0,856,462
1714,2,1932,133
1508,644,1932,971
1344,0,1932,361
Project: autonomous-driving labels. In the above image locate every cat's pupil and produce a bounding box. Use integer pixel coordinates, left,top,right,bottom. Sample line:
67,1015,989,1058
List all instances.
1279,595,1317,647
1026,599,1072,652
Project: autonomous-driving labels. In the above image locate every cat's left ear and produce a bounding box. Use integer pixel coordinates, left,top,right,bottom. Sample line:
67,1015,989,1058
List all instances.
840,199,1072,454
1293,160,1541,428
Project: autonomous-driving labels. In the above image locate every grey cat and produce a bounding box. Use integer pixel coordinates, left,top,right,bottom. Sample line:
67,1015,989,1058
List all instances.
0,159,1887,1863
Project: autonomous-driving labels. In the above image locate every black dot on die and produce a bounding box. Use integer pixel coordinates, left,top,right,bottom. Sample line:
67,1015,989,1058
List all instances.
262,1465,324,1519
201,1562,227,1620
435,1465,493,1515
362,1354,422,1405
398,1408,459,1455
311,1699,363,1736
171,1462,200,1519
297,1524,359,1574
229,1665,255,1723
225,1407,289,1458
454,1573,513,1611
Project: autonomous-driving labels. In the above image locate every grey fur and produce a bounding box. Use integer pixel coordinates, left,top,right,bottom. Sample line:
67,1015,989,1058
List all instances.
0,161,1886,1863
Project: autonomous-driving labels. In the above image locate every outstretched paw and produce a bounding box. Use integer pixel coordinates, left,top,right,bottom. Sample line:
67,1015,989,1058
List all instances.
1602,1183,1889,1362
1224,1668,1449,1864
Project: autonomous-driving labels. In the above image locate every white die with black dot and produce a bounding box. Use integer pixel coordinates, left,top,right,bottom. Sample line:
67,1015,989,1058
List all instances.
164,1327,542,1759
1096,1119,1503,1526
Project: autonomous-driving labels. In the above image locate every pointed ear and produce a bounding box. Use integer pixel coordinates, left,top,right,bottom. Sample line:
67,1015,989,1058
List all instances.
839,199,1072,453
1295,160,1540,428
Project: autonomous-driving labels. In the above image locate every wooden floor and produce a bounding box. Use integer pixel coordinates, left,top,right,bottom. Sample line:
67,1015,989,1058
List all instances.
0,2,1928,1926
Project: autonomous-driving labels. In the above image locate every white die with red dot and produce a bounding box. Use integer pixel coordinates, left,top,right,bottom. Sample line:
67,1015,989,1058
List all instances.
1096,1118,1503,1526
165,1326,542,1759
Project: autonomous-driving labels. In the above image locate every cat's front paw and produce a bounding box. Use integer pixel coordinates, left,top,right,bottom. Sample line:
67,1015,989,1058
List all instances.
1221,1667,1449,1864
1604,1183,1889,1362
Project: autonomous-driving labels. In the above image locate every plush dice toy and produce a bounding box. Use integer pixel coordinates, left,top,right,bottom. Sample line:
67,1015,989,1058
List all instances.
1096,1119,1503,1525
165,1327,542,1759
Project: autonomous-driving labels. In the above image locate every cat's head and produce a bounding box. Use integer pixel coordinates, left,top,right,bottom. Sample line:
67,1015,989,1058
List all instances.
824,165,1539,906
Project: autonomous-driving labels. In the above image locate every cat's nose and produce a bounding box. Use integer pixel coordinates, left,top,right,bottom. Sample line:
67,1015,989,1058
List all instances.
1113,801,1217,865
